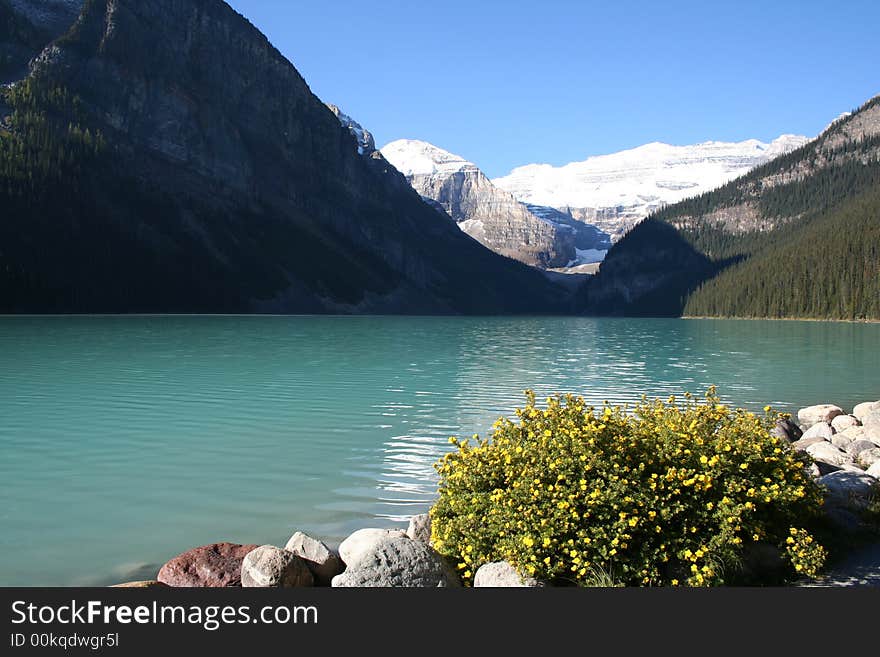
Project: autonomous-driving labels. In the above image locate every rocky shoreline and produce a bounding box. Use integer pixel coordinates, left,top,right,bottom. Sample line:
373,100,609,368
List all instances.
115,397,880,589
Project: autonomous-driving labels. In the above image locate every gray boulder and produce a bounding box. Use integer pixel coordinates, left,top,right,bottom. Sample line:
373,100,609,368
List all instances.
797,404,844,429
284,532,343,586
831,434,854,451
771,417,802,443
805,442,851,468
801,422,834,441
338,528,407,566
831,414,860,432
473,561,544,588
818,470,880,509
241,545,313,588
331,536,460,588
846,439,878,459
856,447,880,469
853,401,880,422
406,514,432,545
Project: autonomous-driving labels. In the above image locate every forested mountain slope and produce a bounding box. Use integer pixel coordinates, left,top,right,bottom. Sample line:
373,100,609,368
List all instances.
0,0,567,314
580,95,880,319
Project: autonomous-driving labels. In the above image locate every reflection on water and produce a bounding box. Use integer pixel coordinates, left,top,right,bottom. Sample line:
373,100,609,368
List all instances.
0,316,878,585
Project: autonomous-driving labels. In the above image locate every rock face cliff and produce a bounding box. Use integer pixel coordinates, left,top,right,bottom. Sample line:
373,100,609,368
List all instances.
1,0,83,82
381,139,610,269
0,0,567,314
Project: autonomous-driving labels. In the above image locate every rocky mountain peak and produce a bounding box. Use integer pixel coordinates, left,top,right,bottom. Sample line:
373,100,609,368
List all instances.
382,139,478,177
381,138,611,270
327,103,376,155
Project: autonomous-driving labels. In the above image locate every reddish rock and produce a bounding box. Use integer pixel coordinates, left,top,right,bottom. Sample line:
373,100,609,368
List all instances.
157,543,259,587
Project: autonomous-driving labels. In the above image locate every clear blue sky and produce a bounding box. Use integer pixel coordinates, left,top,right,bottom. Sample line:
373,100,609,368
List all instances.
226,0,879,178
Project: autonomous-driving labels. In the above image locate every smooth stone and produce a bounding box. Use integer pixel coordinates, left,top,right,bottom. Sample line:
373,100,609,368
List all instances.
473,561,544,588
111,580,169,588
838,426,867,441
853,401,880,422
867,461,880,479
856,447,880,468
805,442,851,467
797,404,844,429
338,528,407,566
791,435,828,451
771,417,802,443
406,514,432,545
831,435,854,451
241,545,313,588
157,543,259,587
331,536,460,588
831,414,861,432
285,532,343,586
846,439,878,459
801,422,835,441
818,470,879,509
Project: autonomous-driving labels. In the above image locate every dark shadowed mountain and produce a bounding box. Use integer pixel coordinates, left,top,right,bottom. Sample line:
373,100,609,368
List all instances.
0,0,568,314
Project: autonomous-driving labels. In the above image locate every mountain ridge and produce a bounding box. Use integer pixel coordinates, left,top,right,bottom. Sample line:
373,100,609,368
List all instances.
0,0,568,314
381,138,609,269
579,93,880,319
493,134,810,241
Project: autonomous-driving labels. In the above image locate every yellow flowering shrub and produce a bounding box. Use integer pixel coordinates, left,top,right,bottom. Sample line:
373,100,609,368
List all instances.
431,388,826,586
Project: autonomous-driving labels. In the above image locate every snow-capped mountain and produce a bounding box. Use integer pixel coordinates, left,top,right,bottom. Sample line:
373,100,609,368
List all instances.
493,135,810,241
381,140,610,269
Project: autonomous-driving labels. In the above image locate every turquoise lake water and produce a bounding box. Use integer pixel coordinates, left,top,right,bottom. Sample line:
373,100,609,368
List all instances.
1,316,878,586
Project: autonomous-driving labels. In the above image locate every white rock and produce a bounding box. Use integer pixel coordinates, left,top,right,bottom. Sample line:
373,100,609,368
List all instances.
797,405,844,429
867,461,880,479
818,470,880,509
831,414,860,432
473,561,544,588
853,401,880,422
805,442,852,467
863,412,880,446
791,435,828,451
838,425,867,441
801,422,834,441
338,528,407,566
